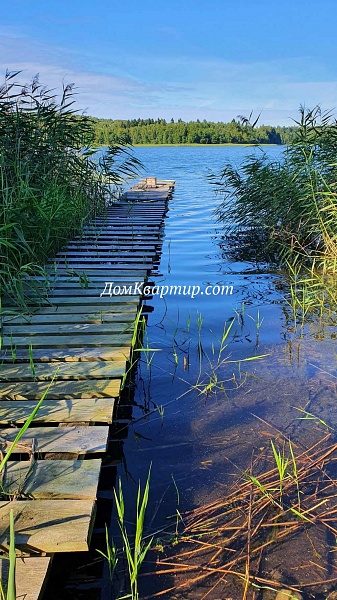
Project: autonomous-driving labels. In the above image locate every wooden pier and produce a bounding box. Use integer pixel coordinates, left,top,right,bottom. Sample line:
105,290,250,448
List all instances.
0,178,174,598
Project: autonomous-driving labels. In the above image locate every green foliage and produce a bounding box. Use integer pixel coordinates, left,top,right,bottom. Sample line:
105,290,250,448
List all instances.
113,466,153,600
0,71,142,308
215,105,337,272
96,525,119,580
90,116,295,146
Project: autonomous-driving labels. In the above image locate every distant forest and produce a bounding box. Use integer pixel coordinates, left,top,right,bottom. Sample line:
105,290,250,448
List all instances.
90,117,297,146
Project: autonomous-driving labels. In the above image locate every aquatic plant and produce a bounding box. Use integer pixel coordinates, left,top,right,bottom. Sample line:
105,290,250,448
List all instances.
149,433,337,598
114,466,153,600
97,466,153,600
96,525,119,581
0,70,142,308
214,105,337,334
185,315,267,399
215,106,337,269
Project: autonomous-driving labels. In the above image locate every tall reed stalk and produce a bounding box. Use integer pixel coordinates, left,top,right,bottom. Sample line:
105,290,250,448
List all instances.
0,70,142,308
214,105,337,273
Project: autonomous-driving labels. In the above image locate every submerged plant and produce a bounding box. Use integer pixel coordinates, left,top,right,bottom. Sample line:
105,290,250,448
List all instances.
151,435,337,598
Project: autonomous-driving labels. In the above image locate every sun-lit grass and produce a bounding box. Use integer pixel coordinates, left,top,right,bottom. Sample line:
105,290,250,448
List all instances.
0,70,142,309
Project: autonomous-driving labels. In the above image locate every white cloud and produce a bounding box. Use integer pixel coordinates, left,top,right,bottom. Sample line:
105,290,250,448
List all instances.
0,26,336,124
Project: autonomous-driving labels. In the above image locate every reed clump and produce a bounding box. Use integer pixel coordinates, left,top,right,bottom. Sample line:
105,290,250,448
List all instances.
0,70,141,307
215,106,337,271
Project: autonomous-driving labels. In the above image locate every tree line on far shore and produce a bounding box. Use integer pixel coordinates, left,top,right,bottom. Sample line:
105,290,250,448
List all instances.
89,117,297,146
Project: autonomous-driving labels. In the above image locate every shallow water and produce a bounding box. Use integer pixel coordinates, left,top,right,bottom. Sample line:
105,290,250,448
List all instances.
104,146,337,599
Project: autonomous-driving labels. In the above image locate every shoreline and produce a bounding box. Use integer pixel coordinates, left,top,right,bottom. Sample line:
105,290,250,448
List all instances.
132,142,282,147
93,143,283,148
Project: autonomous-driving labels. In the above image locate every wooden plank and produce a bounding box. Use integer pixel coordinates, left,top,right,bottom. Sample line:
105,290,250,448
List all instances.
2,312,136,324
0,360,126,380
0,378,121,399
2,332,133,347
38,277,149,285
0,398,115,424
3,296,140,307
45,269,148,277
19,278,149,287
123,194,169,200
2,304,139,315
55,250,157,257
4,459,102,500
3,323,134,336
95,223,163,227
0,556,52,600
31,287,144,296
66,243,158,249
82,225,161,230
108,207,167,211
28,288,148,297
35,298,141,308
80,232,161,239
47,263,154,270
50,257,154,263
74,234,161,240
0,426,109,455
0,346,131,362
0,499,95,552
25,273,152,280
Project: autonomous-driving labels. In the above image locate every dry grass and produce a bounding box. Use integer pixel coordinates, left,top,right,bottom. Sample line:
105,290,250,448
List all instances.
146,433,337,599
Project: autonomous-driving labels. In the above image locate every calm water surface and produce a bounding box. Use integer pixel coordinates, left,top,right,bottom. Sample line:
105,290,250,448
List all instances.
103,146,337,599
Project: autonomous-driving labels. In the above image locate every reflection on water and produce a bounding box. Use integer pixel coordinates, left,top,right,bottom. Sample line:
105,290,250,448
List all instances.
109,147,337,599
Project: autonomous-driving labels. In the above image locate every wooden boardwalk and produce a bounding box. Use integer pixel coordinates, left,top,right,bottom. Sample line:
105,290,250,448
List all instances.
0,178,174,598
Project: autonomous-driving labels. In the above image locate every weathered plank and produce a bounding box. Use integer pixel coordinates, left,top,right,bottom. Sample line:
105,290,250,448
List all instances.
88,227,161,231
66,244,158,250
2,304,139,315
2,333,133,348
3,322,134,336
0,556,52,600
76,234,162,241
4,459,102,500
47,263,154,270
55,250,157,257
45,269,148,277
50,257,154,265
0,360,126,380
0,500,96,552
2,312,136,324
25,273,152,280
0,378,121,399
0,426,109,455
0,346,131,362
0,398,115,424
3,296,140,307
27,288,146,297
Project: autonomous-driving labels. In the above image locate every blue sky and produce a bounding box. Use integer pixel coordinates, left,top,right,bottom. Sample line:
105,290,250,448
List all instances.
2,0,337,125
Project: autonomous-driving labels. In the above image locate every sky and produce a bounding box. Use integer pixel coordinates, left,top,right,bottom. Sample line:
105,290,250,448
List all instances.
1,0,337,125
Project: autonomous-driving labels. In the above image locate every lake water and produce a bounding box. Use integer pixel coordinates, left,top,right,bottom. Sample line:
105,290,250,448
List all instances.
111,146,337,600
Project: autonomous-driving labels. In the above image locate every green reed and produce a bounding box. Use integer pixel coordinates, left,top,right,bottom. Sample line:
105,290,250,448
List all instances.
113,466,153,600
0,70,142,308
